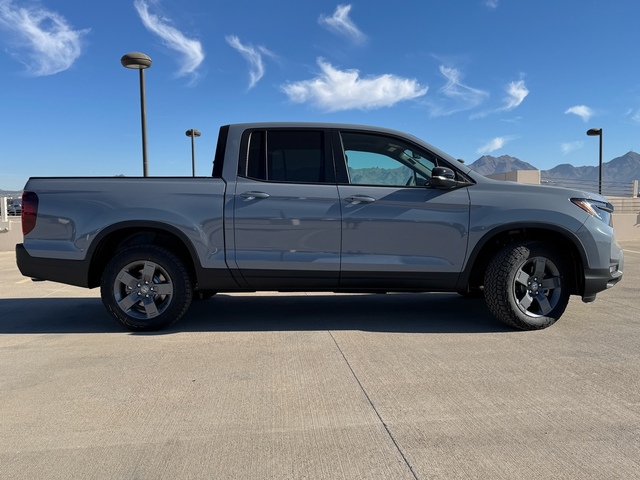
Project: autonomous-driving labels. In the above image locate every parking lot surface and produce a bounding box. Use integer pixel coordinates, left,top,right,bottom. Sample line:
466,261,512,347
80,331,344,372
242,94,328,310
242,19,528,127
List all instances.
1,242,639,479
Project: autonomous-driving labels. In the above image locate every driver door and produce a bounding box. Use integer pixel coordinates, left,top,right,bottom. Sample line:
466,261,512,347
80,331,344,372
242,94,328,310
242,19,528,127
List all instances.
335,130,471,289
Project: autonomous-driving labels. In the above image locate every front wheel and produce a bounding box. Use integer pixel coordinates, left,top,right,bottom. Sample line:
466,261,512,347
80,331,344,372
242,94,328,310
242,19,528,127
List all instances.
484,241,570,330
101,245,193,331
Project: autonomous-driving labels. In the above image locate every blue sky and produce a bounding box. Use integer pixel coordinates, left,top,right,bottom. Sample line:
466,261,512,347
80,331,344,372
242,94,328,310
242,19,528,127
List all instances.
1,0,639,190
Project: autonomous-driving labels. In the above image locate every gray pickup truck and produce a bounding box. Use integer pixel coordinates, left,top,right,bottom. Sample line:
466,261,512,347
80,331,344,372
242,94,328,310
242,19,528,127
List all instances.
16,122,623,331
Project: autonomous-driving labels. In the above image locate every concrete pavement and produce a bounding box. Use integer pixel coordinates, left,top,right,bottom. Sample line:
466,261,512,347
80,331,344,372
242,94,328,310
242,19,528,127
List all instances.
1,244,639,479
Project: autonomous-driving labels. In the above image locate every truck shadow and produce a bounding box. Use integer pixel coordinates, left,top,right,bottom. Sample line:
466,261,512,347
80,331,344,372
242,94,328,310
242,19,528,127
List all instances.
0,293,511,334
180,293,511,334
0,298,119,334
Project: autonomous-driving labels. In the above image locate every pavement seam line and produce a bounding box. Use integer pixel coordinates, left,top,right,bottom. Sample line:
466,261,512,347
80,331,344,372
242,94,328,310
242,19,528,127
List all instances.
327,330,420,480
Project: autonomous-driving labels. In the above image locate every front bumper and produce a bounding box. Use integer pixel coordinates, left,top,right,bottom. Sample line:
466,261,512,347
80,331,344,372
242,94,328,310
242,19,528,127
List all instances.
581,246,624,302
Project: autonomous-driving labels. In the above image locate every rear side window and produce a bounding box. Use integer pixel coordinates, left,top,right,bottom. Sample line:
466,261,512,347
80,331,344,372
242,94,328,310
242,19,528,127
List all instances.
241,130,332,183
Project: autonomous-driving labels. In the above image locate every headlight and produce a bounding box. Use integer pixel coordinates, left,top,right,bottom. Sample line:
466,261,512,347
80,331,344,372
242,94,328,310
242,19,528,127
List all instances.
570,198,613,226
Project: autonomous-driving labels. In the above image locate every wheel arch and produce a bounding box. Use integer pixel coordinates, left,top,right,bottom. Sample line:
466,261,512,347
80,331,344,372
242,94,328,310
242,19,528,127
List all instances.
458,223,587,296
86,221,200,288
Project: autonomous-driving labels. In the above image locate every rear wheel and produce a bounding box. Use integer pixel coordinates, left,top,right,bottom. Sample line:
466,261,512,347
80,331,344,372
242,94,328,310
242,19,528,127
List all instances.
101,245,193,331
484,241,569,330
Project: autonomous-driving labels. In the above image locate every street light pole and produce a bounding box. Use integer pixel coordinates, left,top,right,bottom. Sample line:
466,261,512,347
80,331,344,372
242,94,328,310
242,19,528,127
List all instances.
185,129,201,177
586,128,603,195
121,52,152,177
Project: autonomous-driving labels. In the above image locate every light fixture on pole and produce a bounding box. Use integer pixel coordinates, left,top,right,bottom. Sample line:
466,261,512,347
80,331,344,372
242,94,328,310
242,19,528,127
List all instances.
185,129,201,177
121,52,152,177
586,128,603,195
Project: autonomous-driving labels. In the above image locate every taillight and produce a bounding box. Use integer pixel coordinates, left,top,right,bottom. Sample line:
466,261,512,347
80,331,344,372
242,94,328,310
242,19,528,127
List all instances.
22,191,39,235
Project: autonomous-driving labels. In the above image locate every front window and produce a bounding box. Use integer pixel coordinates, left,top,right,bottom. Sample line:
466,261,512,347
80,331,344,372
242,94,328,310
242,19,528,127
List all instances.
339,131,437,187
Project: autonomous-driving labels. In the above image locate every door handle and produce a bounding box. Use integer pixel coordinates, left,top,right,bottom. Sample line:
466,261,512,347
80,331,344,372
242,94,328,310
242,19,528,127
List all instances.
345,195,376,204
240,191,270,200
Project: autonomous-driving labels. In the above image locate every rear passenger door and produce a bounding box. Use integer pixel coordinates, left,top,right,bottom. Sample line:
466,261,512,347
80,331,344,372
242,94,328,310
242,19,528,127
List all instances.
231,129,342,289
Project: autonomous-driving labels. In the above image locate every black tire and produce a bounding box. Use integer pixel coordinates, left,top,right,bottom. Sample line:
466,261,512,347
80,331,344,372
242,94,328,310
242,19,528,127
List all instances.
484,241,569,330
100,245,193,331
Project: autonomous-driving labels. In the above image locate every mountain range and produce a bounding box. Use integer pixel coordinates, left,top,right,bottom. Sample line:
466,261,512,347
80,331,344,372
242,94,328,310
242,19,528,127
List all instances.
469,151,640,188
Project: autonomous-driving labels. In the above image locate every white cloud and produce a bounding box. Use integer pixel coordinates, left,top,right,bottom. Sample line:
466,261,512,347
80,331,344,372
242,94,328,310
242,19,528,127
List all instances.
472,77,529,119
318,4,366,44
134,0,204,78
429,66,488,117
626,109,640,124
504,80,529,110
226,36,273,89
561,141,583,155
282,59,427,112
477,136,515,155
485,0,500,8
0,0,88,76
565,105,594,122
501,116,523,123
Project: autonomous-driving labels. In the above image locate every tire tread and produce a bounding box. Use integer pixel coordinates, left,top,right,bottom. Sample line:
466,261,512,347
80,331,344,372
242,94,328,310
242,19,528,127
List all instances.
101,245,193,331
484,241,567,330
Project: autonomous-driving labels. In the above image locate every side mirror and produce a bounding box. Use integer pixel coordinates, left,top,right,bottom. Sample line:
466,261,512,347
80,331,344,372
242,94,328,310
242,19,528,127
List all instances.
431,166,458,189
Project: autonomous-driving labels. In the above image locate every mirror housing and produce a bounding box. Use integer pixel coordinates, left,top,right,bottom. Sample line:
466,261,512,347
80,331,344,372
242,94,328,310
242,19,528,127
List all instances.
431,166,458,189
